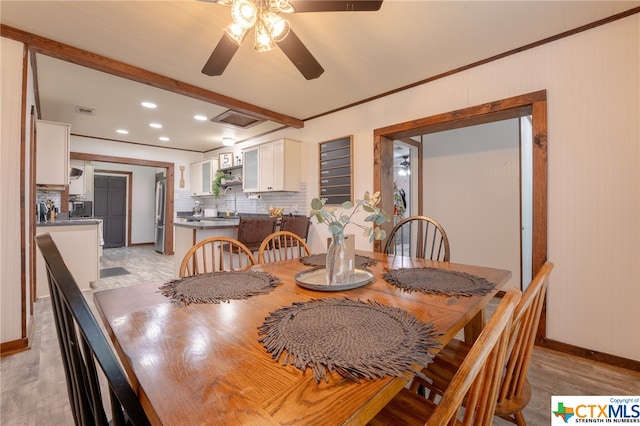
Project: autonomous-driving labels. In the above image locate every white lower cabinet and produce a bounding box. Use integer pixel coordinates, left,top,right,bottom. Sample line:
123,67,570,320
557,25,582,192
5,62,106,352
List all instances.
35,223,100,298
243,138,300,192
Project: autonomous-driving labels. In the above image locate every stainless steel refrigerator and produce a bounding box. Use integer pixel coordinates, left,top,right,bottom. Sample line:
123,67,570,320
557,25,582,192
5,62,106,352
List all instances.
154,176,166,253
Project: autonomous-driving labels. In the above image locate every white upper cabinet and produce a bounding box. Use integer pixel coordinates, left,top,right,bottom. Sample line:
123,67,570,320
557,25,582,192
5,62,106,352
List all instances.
68,160,85,195
36,120,70,186
242,147,259,192
189,158,218,196
243,139,301,193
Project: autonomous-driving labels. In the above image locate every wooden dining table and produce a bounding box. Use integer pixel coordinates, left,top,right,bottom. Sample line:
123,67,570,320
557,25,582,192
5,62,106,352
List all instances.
93,252,511,425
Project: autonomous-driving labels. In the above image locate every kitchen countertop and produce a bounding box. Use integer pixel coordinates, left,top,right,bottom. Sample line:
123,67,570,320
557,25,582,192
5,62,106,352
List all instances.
36,218,102,227
174,217,240,230
174,213,307,230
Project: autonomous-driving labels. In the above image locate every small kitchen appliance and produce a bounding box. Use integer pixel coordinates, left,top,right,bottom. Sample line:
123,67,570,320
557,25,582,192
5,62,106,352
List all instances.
193,201,203,217
71,201,93,218
37,202,48,223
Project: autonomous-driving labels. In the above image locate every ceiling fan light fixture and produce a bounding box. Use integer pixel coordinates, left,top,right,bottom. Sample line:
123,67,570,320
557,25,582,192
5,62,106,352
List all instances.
225,22,249,45
231,0,257,28
202,0,380,79
273,0,294,13
254,22,275,52
263,12,290,42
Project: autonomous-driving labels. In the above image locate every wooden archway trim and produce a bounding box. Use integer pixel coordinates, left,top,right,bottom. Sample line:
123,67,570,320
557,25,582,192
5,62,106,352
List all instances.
70,152,175,255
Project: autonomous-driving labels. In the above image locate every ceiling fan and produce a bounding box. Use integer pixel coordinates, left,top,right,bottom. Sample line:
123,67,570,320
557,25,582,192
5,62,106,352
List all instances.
201,0,384,80
397,155,410,176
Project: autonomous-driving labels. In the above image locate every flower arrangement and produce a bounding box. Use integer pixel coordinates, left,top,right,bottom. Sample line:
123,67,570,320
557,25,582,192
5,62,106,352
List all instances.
310,191,391,242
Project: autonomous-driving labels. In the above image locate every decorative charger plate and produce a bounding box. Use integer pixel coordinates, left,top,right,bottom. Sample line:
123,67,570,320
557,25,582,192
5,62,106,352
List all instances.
294,267,375,291
159,270,280,305
258,298,440,383
382,267,495,296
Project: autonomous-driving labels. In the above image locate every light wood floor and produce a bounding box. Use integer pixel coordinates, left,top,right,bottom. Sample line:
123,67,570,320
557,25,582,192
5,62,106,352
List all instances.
1,245,638,425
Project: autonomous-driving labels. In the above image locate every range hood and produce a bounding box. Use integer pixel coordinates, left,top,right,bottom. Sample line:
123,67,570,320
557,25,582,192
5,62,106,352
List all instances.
69,167,83,180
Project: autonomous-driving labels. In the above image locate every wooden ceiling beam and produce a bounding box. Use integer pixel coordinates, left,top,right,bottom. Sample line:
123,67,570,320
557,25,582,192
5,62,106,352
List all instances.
1,24,304,129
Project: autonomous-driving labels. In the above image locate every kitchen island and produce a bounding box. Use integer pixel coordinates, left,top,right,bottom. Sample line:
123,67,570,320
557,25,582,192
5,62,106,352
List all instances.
173,217,240,277
35,218,102,298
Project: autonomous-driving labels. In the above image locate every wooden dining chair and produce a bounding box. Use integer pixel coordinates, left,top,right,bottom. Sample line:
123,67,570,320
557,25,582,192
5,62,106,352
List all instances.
383,215,451,261
34,233,150,426
236,217,278,252
368,288,521,426
257,231,311,264
279,215,311,240
179,236,256,278
415,262,554,425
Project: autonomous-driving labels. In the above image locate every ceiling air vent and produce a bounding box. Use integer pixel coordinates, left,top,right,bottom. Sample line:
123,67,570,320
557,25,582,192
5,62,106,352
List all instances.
75,106,95,115
210,110,264,129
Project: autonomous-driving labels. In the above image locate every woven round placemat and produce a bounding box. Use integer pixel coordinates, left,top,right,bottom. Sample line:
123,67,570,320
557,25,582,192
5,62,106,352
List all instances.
383,267,495,296
159,271,280,305
299,253,377,268
258,298,440,383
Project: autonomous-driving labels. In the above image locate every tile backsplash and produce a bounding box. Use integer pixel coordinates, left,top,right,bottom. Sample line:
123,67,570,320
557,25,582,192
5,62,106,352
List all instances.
36,183,308,218
36,190,61,210
175,183,308,216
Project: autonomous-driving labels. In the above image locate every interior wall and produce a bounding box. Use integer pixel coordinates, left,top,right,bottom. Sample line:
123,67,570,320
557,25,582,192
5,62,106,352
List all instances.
422,119,521,290
251,14,640,361
0,37,26,344
520,116,533,288
25,42,35,330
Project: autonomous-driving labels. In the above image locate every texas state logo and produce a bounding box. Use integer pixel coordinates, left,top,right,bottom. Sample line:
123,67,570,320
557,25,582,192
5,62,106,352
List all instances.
552,396,640,424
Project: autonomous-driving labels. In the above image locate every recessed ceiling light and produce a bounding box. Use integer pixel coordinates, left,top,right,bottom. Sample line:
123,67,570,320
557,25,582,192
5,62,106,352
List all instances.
149,123,162,129
141,101,157,109
194,115,207,121
159,136,170,142
116,129,129,134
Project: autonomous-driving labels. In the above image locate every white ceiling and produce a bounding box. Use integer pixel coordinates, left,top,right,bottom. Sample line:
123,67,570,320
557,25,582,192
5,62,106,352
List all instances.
2,1,639,152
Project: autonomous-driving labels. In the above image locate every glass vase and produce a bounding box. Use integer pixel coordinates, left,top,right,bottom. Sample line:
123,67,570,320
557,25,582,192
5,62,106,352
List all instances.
326,233,355,285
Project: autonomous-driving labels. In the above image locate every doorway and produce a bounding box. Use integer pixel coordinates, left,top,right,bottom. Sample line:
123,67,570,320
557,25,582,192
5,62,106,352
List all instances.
95,175,127,248
393,139,420,221
71,152,175,255
374,90,548,337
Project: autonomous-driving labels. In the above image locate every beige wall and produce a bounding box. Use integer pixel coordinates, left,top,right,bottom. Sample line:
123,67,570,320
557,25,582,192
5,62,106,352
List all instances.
245,14,640,361
1,38,30,343
423,120,521,290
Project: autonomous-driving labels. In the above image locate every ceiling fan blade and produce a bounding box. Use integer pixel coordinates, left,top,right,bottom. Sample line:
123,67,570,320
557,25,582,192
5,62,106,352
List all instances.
289,0,383,13
201,35,239,76
276,29,324,80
